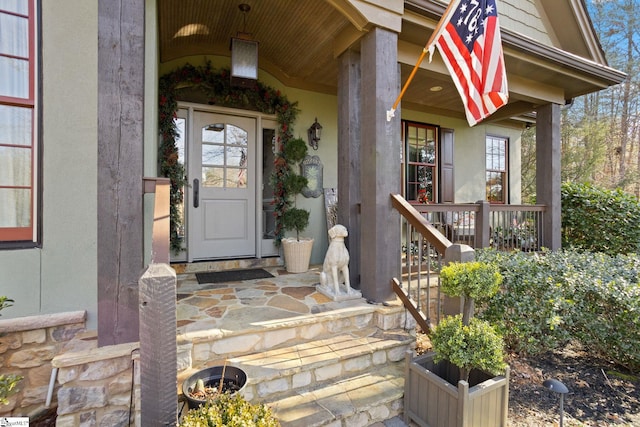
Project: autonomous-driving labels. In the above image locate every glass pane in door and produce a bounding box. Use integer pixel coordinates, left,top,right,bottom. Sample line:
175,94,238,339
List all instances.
201,123,249,189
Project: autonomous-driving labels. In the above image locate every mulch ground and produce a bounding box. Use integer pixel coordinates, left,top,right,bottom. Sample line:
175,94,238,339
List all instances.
416,332,640,426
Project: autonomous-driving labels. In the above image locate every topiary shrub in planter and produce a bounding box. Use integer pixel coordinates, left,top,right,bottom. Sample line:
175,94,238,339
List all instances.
277,137,313,273
404,260,510,427
430,314,507,383
179,392,280,427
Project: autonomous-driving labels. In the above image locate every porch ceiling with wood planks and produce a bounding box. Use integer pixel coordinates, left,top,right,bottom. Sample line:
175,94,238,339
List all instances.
158,0,625,125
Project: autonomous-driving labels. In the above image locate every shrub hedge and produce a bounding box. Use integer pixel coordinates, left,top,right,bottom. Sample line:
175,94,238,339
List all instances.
477,249,640,373
561,182,640,254
179,392,280,427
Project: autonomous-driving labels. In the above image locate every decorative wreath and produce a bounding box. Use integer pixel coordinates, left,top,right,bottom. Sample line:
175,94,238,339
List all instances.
158,62,299,253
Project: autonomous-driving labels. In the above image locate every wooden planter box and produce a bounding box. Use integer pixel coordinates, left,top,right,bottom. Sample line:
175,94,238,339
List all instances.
404,351,510,427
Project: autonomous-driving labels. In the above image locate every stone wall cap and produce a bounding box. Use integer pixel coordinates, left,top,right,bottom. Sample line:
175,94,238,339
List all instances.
52,341,140,368
0,310,86,333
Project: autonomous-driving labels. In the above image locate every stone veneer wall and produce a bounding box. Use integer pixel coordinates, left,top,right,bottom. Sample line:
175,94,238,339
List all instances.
52,341,141,427
0,311,87,418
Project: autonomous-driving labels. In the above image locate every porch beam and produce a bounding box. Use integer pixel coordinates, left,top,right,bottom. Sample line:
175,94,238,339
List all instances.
359,27,401,302
536,103,562,250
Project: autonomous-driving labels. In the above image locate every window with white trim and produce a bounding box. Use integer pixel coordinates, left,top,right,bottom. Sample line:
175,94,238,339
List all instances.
0,0,37,243
486,135,508,203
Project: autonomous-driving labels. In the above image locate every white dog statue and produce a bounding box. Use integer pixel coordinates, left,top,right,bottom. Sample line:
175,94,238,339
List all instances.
320,224,352,296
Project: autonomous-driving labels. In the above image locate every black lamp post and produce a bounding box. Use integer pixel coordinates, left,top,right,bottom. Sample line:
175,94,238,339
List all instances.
543,378,569,427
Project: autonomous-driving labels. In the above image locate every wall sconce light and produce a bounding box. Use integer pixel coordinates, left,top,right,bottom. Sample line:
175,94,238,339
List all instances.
231,4,258,87
307,118,322,150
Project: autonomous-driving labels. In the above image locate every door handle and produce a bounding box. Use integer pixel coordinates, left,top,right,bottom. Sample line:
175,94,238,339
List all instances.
193,178,199,208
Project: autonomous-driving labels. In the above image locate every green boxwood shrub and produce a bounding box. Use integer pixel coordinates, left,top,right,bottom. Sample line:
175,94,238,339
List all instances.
568,254,640,373
1,296,22,405
431,314,507,379
440,261,502,302
179,392,280,427
477,249,640,373
476,250,575,356
561,182,640,254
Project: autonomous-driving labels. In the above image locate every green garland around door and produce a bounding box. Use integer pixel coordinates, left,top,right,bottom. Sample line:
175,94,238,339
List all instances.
158,62,299,253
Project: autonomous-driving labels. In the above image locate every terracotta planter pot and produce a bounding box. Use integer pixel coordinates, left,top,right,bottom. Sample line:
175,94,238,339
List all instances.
404,351,510,427
282,237,314,273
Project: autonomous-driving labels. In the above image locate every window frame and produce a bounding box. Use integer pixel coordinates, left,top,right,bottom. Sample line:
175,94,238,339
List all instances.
401,120,439,204
0,0,39,247
485,134,509,204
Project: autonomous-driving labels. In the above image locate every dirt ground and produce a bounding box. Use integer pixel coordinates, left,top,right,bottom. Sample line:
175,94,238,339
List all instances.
415,333,640,426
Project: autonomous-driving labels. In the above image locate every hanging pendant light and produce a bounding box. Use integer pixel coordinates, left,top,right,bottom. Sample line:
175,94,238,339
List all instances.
231,4,258,87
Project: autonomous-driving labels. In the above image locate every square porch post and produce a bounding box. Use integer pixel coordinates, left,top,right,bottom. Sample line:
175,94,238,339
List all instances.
337,49,362,289
359,27,401,302
536,103,562,251
97,0,145,345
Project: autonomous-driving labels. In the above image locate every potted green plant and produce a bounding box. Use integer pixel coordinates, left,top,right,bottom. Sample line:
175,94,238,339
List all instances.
404,261,510,427
278,137,313,273
178,391,280,426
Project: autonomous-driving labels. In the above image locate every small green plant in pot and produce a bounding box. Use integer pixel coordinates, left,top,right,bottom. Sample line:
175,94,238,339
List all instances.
278,137,313,272
431,261,506,382
179,392,280,427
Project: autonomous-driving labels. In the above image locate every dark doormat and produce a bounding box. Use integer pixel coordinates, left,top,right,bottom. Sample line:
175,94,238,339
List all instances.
195,268,275,284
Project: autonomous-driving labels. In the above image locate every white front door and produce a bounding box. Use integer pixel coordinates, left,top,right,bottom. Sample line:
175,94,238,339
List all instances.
188,111,256,260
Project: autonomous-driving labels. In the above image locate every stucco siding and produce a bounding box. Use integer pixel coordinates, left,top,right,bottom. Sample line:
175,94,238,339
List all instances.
0,0,99,328
499,0,553,46
41,0,99,328
0,250,41,317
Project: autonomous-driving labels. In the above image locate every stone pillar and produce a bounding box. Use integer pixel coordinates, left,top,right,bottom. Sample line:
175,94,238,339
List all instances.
139,263,177,425
337,49,362,289
536,103,562,250
359,27,401,302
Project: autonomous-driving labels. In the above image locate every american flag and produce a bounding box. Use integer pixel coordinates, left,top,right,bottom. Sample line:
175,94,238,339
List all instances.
428,0,508,126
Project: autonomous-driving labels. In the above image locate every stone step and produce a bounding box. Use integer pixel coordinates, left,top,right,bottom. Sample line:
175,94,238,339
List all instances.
176,292,415,426
177,302,409,370
231,328,413,402
266,363,405,427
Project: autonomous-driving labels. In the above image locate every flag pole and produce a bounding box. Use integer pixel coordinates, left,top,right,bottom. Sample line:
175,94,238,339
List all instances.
386,0,459,121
